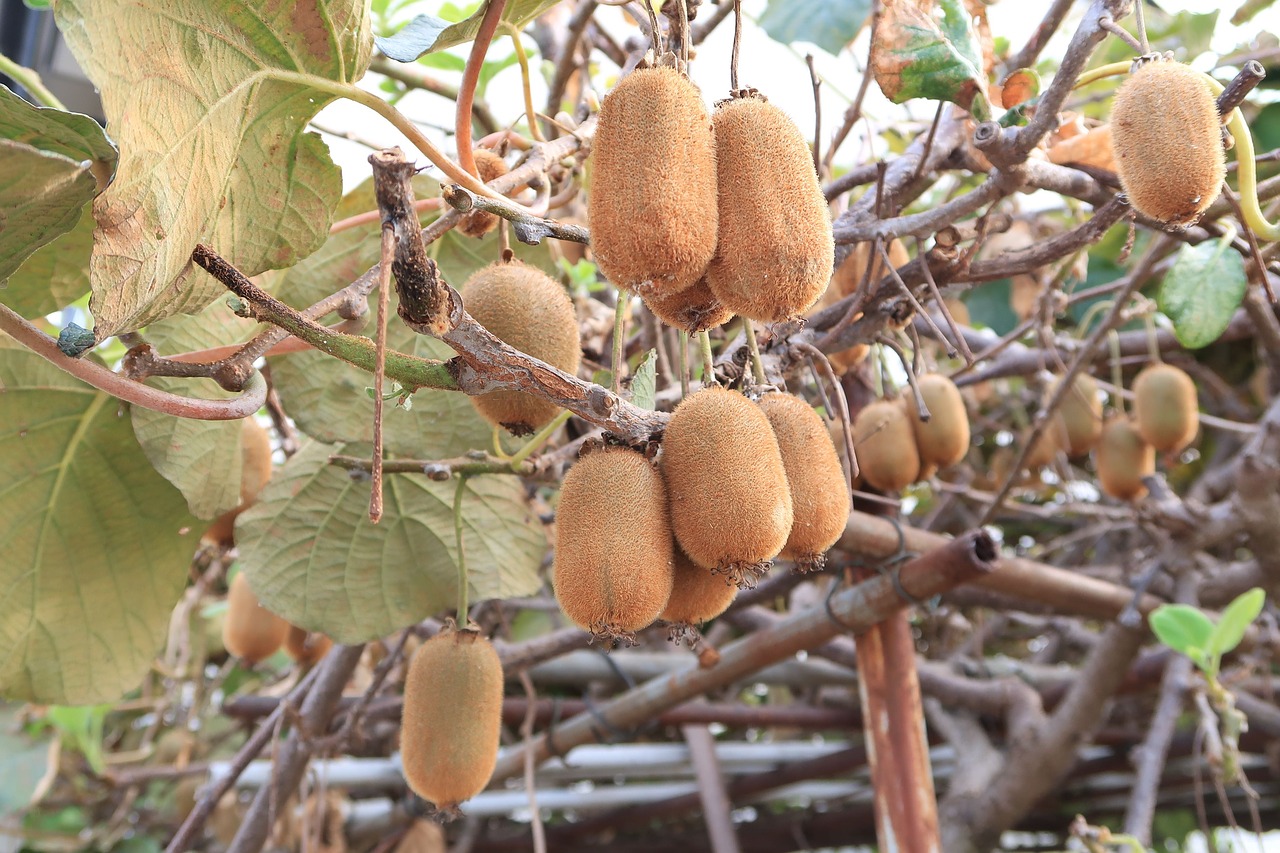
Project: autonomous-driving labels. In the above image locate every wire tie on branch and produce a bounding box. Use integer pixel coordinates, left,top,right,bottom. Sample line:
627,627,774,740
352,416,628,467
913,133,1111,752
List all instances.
826,516,934,630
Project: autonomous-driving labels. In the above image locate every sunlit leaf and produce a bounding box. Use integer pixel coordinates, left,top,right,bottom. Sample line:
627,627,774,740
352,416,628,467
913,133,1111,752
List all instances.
0,337,199,704
51,0,372,337
1158,236,1247,350
1207,587,1265,661
632,349,657,410
1149,603,1214,671
235,441,545,643
375,0,564,59
757,0,871,56
870,0,990,120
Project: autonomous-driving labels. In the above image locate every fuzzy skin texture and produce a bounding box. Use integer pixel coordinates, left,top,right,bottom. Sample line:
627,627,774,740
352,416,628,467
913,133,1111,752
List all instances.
906,374,970,469
284,626,333,667
758,392,850,565
660,546,738,626
1111,60,1225,226
661,386,794,580
643,277,734,332
853,400,920,493
462,260,582,434
1055,373,1103,457
457,149,510,238
400,627,504,810
1096,417,1155,501
706,97,834,322
588,67,718,296
1133,363,1199,452
222,572,289,665
553,448,674,637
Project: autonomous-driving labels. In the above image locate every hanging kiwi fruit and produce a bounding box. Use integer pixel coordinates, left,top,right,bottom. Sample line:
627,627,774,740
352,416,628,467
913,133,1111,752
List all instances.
456,149,509,238
905,374,971,471
853,399,921,493
222,572,290,666
1132,363,1199,454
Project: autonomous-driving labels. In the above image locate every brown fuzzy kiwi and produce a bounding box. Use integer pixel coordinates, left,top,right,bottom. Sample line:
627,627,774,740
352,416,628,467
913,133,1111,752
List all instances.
1133,363,1199,453
660,546,738,632
1023,414,1069,470
203,418,274,545
285,626,333,667
661,386,794,587
400,624,503,812
831,239,909,302
222,572,290,665
457,149,509,238
758,392,850,569
643,277,734,332
588,66,718,296
1096,417,1155,501
1055,373,1103,457
852,400,920,493
906,374,970,469
462,260,582,435
554,448,675,639
1110,60,1225,226
706,96,834,322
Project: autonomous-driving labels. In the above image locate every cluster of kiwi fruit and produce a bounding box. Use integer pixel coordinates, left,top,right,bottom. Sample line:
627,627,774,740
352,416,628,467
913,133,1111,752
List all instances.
553,385,849,640
853,373,972,493
589,64,833,329
399,622,505,814
1095,362,1199,500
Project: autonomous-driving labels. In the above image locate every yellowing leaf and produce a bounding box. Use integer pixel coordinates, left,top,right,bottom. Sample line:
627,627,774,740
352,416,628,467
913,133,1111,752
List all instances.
51,0,373,337
236,441,545,643
870,0,990,120
0,337,200,704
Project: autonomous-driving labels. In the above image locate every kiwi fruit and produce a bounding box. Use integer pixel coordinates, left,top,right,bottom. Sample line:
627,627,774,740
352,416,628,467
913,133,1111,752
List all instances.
1110,60,1225,226
1023,414,1069,470
661,546,738,629
906,374,970,469
462,260,582,435
831,239,909,302
588,66,718,296
400,624,504,812
1096,416,1156,500
758,392,850,569
553,447,675,639
285,626,334,667
457,149,509,238
643,277,734,332
203,417,274,545
1133,363,1199,453
1054,373,1103,457
852,400,920,493
661,386,794,586
222,572,290,665
706,96,834,322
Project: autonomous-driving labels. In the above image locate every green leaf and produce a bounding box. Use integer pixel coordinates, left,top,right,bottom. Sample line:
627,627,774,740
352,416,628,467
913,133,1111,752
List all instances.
869,0,990,120
632,349,657,410
1207,587,1266,661
0,337,200,704
45,705,111,775
1149,603,1215,669
235,441,544,643
0,200,93,318
51,0,372,337
1158,236,1248,350
0,140,97,285
757,0,871,56
375,0,563,59
0,702,53,814
0,84,116,178
129,302,262,519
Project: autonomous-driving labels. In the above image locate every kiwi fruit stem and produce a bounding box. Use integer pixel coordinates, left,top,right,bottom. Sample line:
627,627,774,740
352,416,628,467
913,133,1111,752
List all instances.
612,293,628,395
1085,60,1280,240
1108,330,1126,415
698,331,716,385
678,333,690,397
504,27,544,143
508,408,572,468
743,321,767,385
454,475,471,620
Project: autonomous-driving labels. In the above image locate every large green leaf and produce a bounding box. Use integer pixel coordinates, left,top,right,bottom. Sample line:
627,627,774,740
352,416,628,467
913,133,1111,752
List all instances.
757,0,871,56
0,201,93,319
51,0,373,337
1158,236,1248,350
129,303,262,520
375,0,562,60
0,83,116,178
235,441,545,643
869,0,990,120
0,337,200,704
0,140,98,285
